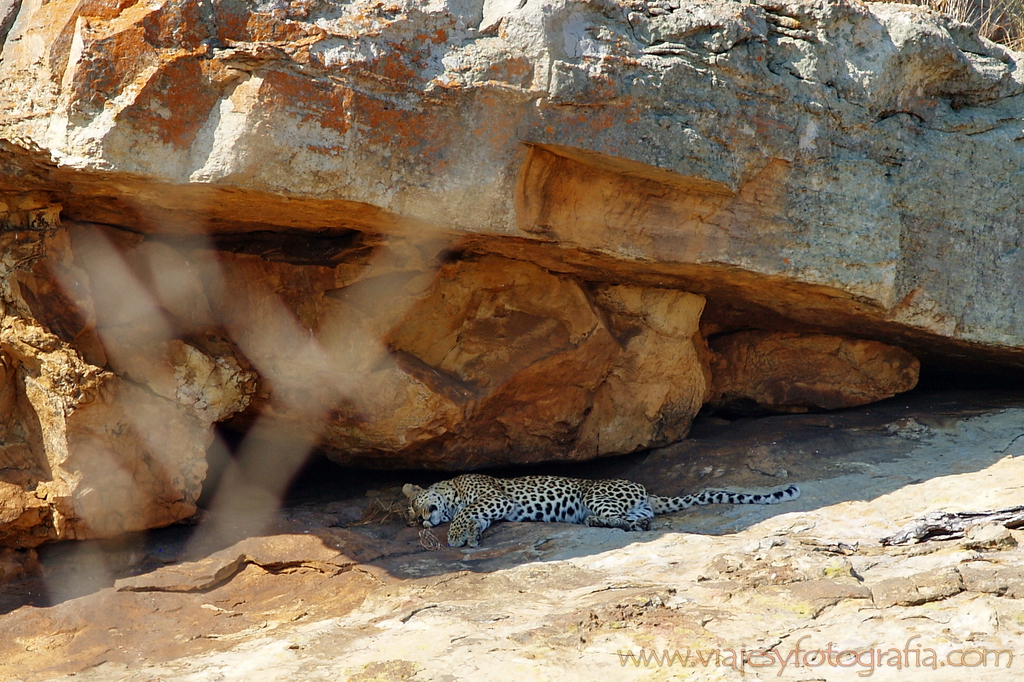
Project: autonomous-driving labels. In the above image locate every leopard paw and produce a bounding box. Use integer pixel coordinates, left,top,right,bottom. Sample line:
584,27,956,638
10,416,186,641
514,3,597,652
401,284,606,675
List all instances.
585,515,632,531
447,522,481,548
630,518,652,532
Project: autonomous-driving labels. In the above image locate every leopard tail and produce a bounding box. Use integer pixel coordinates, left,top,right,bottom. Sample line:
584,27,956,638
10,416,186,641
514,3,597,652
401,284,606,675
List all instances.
648,485,801,514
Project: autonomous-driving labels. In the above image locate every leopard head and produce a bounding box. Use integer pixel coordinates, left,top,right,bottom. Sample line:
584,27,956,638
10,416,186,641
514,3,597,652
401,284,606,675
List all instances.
403,482,454,528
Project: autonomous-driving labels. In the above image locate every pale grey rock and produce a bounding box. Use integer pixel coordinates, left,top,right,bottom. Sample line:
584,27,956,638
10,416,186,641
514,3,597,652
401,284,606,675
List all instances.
0,0,1022,365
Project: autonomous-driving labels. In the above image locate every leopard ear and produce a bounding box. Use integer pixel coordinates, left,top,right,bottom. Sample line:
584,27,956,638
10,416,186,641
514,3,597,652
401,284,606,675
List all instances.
402,483,424,499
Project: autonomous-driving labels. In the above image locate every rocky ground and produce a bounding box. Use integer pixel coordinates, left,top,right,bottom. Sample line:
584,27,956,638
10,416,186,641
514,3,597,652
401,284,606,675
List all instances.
2,389,1024,681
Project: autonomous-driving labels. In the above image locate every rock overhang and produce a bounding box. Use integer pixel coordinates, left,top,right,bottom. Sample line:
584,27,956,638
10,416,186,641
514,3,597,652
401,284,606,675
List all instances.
0,0,1021,543
2,0,1022,350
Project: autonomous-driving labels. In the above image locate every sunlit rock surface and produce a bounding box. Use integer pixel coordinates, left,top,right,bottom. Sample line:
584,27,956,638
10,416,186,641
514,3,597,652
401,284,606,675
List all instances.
2,394,1023,681
2,0,1022,355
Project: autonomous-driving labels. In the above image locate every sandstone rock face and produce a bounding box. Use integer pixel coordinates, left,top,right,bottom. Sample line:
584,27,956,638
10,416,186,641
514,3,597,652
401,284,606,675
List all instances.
1,0,1022,362
387,256,622,466
0,0,1015,543
0,218,257,548
709,331,921,412
214,251,711,468
581,284,710,455
0,199,716,548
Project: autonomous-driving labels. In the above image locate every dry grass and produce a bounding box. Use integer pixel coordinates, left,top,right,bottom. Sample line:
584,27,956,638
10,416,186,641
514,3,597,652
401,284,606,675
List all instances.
353,491,446,550
353,493,407,526
890,0,1024,50
418,529,445,551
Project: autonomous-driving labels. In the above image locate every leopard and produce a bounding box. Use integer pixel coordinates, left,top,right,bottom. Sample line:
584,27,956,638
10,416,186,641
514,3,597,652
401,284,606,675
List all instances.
403,474,801,548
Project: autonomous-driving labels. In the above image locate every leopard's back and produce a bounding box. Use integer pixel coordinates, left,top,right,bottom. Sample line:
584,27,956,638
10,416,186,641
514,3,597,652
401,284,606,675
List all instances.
453,474,651,524
498,475,591,523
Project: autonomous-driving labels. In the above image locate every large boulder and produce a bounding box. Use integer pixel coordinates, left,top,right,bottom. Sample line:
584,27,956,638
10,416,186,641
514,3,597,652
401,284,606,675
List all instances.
1,0,1022,361
0,221,256,547
208,251,713,468
708,331,921,413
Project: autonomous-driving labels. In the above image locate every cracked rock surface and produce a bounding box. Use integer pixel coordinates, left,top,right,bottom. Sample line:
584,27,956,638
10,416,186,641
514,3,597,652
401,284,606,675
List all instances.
1,0,1024,362
2,391,1024,681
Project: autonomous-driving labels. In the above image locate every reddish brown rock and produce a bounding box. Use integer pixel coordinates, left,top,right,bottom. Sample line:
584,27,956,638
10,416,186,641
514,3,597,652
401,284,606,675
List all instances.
575,284,710,457
197,251,712,468
0,224,257,548
0,533,380,681
384,256,619,466
241,254,712,468
708,332,920,413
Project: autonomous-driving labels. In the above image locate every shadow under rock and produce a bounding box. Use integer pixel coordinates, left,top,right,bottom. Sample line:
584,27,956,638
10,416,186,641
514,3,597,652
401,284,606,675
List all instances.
3,389,1022,614
338,388,1024,580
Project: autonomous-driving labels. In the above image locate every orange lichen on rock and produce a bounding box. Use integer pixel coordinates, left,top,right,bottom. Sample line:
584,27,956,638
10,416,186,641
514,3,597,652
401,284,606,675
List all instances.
113,57,221,149
258,70,355,138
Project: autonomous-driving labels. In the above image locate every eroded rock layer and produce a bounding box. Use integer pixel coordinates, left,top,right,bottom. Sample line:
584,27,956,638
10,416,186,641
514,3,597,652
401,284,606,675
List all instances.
1,0,1023,355
0,221,257,547
708,331,921,413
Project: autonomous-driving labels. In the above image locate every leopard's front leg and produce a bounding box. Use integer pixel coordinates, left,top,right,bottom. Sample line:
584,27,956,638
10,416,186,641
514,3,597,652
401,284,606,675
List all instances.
447,496,519,548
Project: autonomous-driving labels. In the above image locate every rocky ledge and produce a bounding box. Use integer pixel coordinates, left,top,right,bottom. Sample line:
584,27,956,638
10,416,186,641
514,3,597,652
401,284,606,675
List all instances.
1,392,1023,681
